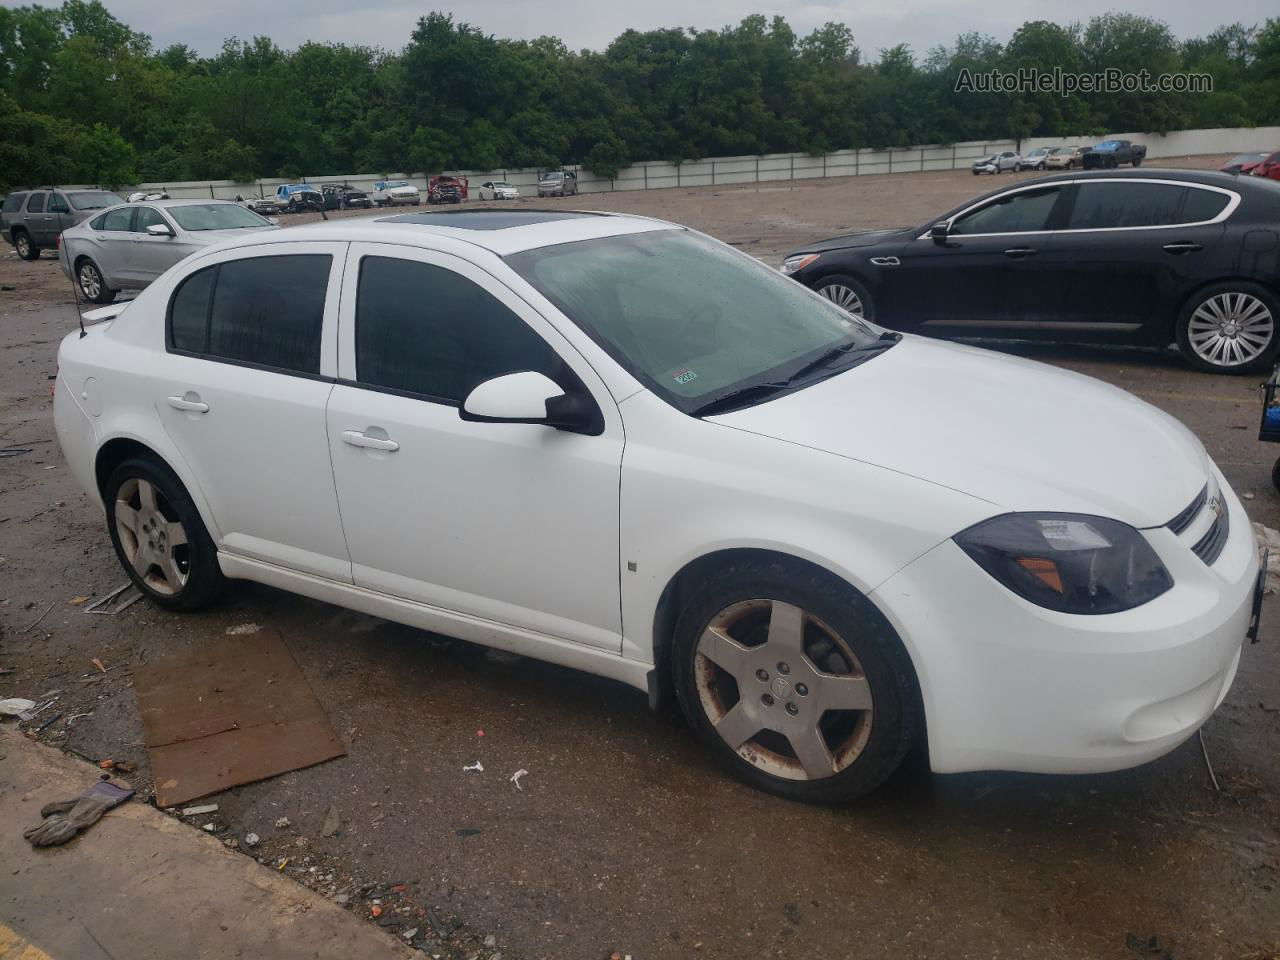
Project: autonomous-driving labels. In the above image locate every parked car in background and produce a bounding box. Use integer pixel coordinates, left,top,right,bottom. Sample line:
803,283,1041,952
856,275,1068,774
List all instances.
477,180,520,201
321,184,371,210
53,208,1259,804
971,152,1021,175
237,195,280,216
1221,152,1269,175
59,199,277,303
274,183,324,213
370,180,421,206
537,170,578,196
2,187,123,260
782,169,1280,373
1044,145,1088,170
127,191,170,202
1020,147,1053,171
1083,139,1146,169
428,175,468,204
1250,152,1280,181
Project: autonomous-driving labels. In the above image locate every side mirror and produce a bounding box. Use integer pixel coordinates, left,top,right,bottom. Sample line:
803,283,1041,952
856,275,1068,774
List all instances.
929,221,950,243
147,223,175,238
461,371,600,434
267,217,280,225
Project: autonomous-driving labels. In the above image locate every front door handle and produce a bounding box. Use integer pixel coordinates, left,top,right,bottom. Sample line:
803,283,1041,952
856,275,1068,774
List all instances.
1004,247,1037,258
341,430,399,452
1162,241,1203,255
166,395,209,413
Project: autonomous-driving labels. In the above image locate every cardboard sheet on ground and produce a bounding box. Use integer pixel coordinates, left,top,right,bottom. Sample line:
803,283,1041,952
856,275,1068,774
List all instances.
134,631,345,807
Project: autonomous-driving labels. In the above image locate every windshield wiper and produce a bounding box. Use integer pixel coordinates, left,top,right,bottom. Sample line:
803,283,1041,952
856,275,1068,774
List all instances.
692,381,792,417
781,331,901,386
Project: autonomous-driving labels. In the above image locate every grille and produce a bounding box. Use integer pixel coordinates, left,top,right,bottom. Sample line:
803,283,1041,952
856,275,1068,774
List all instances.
1166,485,1207,535
1191,502,1230,566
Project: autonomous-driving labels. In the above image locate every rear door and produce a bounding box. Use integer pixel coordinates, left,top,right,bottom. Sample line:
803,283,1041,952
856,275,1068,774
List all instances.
23,192,55,245
1045,179,1235,341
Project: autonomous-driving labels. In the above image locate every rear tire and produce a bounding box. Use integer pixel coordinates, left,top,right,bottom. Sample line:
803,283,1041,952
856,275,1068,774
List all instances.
14,230,39,261
1132,157,1143,167
1176,281,1280,374
671,558,920,804
104,456,227,612
813,274,874,322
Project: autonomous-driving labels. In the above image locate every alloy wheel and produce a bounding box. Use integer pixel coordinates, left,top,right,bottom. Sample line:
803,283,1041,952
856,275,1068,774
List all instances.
818,283,864,318
114,478,190,596
1187,292,1274,368
16,234,31,258
694,599,874,781
78,263,101,300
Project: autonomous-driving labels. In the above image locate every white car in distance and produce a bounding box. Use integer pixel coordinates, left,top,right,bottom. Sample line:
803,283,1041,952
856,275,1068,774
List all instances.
54,208,1261,803
369,180,421,207
476,181,521,201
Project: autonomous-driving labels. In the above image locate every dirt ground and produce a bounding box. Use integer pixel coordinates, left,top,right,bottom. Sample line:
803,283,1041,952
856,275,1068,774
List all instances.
3,155,1280,960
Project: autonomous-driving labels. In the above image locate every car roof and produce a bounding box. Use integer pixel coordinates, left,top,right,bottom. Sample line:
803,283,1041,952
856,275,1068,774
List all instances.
210,208,677,256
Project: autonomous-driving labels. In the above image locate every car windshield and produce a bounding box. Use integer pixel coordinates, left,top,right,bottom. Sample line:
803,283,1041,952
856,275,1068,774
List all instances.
494,182,514,188
68,191,123,211
385,181,409,188
1229,154,1265,164
1027,148,1047,156
1097,141,1120,149
542,172,564,180
508,229,887,414
166,204,272,231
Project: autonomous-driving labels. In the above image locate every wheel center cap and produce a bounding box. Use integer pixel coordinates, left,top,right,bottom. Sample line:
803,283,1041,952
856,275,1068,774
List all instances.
770,677,793,700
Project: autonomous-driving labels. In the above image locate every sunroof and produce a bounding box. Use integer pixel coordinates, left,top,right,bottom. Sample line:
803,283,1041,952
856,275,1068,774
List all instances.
378,210,602,231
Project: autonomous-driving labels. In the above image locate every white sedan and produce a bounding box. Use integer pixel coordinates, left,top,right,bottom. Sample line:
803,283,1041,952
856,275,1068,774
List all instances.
54,209,1260,803
476,180,521,201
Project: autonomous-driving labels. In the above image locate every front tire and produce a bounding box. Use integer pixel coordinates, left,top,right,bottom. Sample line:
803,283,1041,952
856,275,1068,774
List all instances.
671,558,920,803
1132,157,1143,167
813,274,874,322
104,456,227,611
1176,282,1280,373
14,231,39,261
77,259,115,304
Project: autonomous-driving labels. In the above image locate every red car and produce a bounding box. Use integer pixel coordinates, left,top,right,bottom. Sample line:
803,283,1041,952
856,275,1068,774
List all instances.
1250,151,1280,180
427,175,469,204
1221,152,1269,175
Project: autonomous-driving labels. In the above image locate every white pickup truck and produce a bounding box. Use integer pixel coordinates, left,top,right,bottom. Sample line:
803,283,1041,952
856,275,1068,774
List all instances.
369,180,421,207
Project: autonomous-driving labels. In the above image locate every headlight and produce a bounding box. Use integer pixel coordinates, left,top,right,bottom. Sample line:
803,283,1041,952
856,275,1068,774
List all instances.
782,253,820,275
954,513,1172,614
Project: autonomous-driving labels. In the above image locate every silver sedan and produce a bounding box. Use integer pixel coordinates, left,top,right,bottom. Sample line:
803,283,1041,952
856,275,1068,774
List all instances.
59,200,278,304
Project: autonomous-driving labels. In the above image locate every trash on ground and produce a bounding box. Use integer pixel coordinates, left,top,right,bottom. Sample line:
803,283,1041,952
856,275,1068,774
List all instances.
244,832,260,847
69,596,90,606
225,623,261,635
65,712,93,726
97,758,136,775
35,713,62,733
22,601,54,634
134,631,346,807
84,582,143,615
202,822,216,832
0,446,32,458
456,828,482,837
90,657,106,673
510,768,529,790
182,803,219,816
275,816,291,828
371,905,383,918
321,804,340,837
463,761,484,772
402,928,418,940
0,698,36,717
23,780,135,847
1252,522,1280,594
18,696,58,722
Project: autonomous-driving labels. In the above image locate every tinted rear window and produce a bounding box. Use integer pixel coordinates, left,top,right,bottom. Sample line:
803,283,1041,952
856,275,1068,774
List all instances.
168,255,331,375
2,194,26,213
1068,182,1184,229
1180,188,1230,223
26,193,46,213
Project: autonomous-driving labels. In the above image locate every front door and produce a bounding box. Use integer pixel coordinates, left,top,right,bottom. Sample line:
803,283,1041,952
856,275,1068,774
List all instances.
129,206,189,283
93,206,139,284
325,243,625,650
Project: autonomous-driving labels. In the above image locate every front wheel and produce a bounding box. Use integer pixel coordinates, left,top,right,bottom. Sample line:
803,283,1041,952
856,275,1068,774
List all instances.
77,259,115,304
672,559,920,803
1013,163,1022,172
1132,157,1143,167
1176,282,1280,373
813,274,874,322
104,457,227,611
14,231,40,261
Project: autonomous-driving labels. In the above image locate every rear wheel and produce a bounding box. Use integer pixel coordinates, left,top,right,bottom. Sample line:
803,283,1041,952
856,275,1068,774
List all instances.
104,457,227,611
1132,157,1143,167
14,230,39,261
813,274,874,322
77,259,115,304
672,559,920,803
1176,282,1280,373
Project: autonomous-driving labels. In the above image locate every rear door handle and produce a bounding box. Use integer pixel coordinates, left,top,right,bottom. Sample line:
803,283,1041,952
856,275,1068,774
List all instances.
166,395,209,413
1162,242,1202,255
341,430,399,452
1004,247,1037,258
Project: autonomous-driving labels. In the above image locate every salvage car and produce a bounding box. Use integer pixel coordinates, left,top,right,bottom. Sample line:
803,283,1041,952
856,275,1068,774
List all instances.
274,183,324,213
371,180,421,206
1019,147,1053,171
1044,145,1088,170
54,208,1261,803
781,169,1280,373
1083,139,1146,169
428,175,468,205
59,199,277,303
1250,152,1280,181
321,184,371,210
477,180,520,201
2,187,123,260
1221,152,1269,175
971,151,1021,174
537,170,578,196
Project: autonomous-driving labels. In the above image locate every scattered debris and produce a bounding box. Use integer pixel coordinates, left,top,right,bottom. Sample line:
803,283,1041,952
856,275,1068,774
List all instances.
244,832,260,847
1252,523,1280,594
225,623,261,636
35,713,62,733
84,582,144,615
1199,729,1221,792
0,446,32,458
476,729,485,737
456,828,482,837
0,698,37,718
402,928,418,940
321,805,341,838
69,596,90,606
0,667,17,676
18,696,59,722
65,712,94,726
182,803,220,817
22,601,55,634
23,780,135,847
463,761,484,772
202,823,216,832
275,816,291,829
371,905,383,918
510,768,529,791
484,935,497,948
90,657,106,673
1244,491,1256,500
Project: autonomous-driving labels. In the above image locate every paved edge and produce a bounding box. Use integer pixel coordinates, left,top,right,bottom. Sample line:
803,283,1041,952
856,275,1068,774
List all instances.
0,726,416,960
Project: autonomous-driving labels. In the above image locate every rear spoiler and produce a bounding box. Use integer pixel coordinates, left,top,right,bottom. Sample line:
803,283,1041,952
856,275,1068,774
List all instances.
82,302,129,325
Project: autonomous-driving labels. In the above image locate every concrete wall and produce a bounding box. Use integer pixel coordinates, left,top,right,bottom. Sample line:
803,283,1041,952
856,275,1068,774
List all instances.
129,125,1280,201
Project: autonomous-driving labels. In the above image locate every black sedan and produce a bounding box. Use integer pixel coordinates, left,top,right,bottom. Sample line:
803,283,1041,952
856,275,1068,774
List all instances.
783,169,1280,372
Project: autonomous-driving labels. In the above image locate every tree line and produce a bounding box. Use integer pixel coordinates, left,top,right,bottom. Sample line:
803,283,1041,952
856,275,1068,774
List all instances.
1,0,1278,193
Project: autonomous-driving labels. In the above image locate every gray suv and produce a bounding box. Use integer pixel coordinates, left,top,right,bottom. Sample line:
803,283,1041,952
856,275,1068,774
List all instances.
2,187,124,260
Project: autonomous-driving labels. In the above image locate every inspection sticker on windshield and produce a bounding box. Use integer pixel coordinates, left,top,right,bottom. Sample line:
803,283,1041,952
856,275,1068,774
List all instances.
670,367,698,384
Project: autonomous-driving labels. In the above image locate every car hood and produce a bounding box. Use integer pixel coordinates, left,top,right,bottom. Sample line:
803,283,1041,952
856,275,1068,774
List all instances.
974,156,996,163
710,336,1208,528
795,227,915,254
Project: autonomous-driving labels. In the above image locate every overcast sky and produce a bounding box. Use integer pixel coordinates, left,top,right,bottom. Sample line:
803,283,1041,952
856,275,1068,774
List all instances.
20,0,1277,58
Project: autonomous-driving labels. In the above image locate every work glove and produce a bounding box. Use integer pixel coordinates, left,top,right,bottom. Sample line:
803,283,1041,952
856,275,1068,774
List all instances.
24,781,135,847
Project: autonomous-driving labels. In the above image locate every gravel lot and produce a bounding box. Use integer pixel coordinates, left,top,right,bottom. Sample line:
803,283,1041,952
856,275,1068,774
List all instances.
3,155,1279,960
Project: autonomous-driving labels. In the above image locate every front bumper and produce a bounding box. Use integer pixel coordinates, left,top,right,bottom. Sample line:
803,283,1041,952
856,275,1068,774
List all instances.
871,465,1258,775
